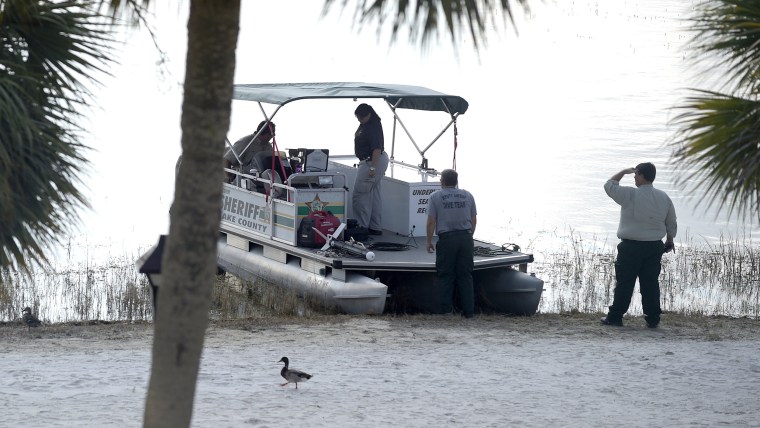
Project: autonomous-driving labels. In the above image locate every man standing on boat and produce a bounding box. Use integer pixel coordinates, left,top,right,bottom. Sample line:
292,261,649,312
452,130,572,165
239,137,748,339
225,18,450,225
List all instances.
223,120,275,182
426,169,478,318
353,103,389,235
601,162,677,328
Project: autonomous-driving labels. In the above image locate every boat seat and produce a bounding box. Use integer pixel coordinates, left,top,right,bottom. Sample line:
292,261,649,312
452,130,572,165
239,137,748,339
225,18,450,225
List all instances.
302,149,329,172
252,151,292,179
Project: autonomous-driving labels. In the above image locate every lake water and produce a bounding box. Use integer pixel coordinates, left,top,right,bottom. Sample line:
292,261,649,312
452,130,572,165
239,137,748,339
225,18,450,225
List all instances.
40,1,760,273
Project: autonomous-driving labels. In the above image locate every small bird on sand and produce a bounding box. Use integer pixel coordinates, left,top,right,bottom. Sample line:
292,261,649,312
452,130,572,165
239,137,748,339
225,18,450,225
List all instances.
22,307,42,330
278,357,312,389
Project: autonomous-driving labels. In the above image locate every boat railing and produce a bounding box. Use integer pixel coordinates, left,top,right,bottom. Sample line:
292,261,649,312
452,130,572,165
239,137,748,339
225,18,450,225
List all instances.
329,154,440,176
224,166,347,202
224,167,288,199
286,171,347,190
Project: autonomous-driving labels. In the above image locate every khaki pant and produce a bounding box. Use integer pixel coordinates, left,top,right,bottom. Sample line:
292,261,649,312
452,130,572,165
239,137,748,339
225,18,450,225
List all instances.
351,152,389,230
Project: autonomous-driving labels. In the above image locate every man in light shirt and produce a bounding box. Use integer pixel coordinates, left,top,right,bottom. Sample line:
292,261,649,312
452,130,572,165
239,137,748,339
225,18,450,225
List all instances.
600,162,677,328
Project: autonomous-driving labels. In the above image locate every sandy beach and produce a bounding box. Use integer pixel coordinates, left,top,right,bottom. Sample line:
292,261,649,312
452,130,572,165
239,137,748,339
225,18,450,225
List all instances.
2,313,760,427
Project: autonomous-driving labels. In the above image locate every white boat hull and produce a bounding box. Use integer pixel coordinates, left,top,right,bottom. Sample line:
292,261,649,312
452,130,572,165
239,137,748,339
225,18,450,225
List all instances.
217,242,388,314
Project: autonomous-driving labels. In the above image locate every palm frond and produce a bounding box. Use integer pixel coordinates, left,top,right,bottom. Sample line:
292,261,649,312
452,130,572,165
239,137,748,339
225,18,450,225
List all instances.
322,0,528,51
671,90,760,221
0,0,114,273
689,0,760,94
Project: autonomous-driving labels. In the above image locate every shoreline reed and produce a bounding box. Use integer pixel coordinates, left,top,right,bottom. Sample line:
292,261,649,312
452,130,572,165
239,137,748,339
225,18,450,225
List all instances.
2,232,758,323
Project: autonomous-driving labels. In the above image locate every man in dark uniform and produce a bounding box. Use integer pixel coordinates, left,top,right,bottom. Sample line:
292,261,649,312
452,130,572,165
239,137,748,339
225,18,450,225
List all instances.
426,169,478,318
352,103,389,235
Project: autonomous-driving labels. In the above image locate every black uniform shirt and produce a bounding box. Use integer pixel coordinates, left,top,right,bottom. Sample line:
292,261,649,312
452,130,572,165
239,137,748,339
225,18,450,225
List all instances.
354,120,384,160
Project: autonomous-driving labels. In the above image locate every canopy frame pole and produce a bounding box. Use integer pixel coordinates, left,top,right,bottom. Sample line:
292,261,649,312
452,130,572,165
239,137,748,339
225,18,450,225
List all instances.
390,111,398,161
384,97,458,170
384,98,428,167
421,113,458,155
420,98,457,154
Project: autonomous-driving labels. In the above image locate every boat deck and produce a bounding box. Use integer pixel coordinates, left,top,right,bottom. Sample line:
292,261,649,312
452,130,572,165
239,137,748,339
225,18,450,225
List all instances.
222,224,533,275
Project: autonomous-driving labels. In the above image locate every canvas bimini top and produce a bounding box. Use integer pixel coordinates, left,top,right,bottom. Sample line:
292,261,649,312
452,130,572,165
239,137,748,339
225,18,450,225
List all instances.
232,82,469,116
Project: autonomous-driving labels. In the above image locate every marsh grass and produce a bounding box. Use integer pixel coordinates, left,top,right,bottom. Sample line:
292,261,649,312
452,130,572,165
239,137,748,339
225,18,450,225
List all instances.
0,254,154,323
531,229,760,318
0,255,335,323
210,274,334,319
2,231,758,323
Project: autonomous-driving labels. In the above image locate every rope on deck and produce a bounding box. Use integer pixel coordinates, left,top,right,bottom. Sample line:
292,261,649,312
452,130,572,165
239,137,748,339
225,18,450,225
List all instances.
318,248,366,259
473,243,520,257
367,242,412,251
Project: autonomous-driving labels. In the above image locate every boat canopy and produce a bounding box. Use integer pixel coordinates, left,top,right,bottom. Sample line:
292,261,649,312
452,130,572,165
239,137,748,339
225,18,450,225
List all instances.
232,82,469,116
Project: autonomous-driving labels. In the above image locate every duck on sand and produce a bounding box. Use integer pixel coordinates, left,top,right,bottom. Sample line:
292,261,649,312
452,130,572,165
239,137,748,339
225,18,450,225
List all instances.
22,307,42,331
278,356,312,389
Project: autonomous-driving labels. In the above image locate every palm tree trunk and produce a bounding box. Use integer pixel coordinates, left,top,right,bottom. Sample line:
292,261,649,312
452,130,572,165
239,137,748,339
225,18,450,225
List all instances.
143,1,240,426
